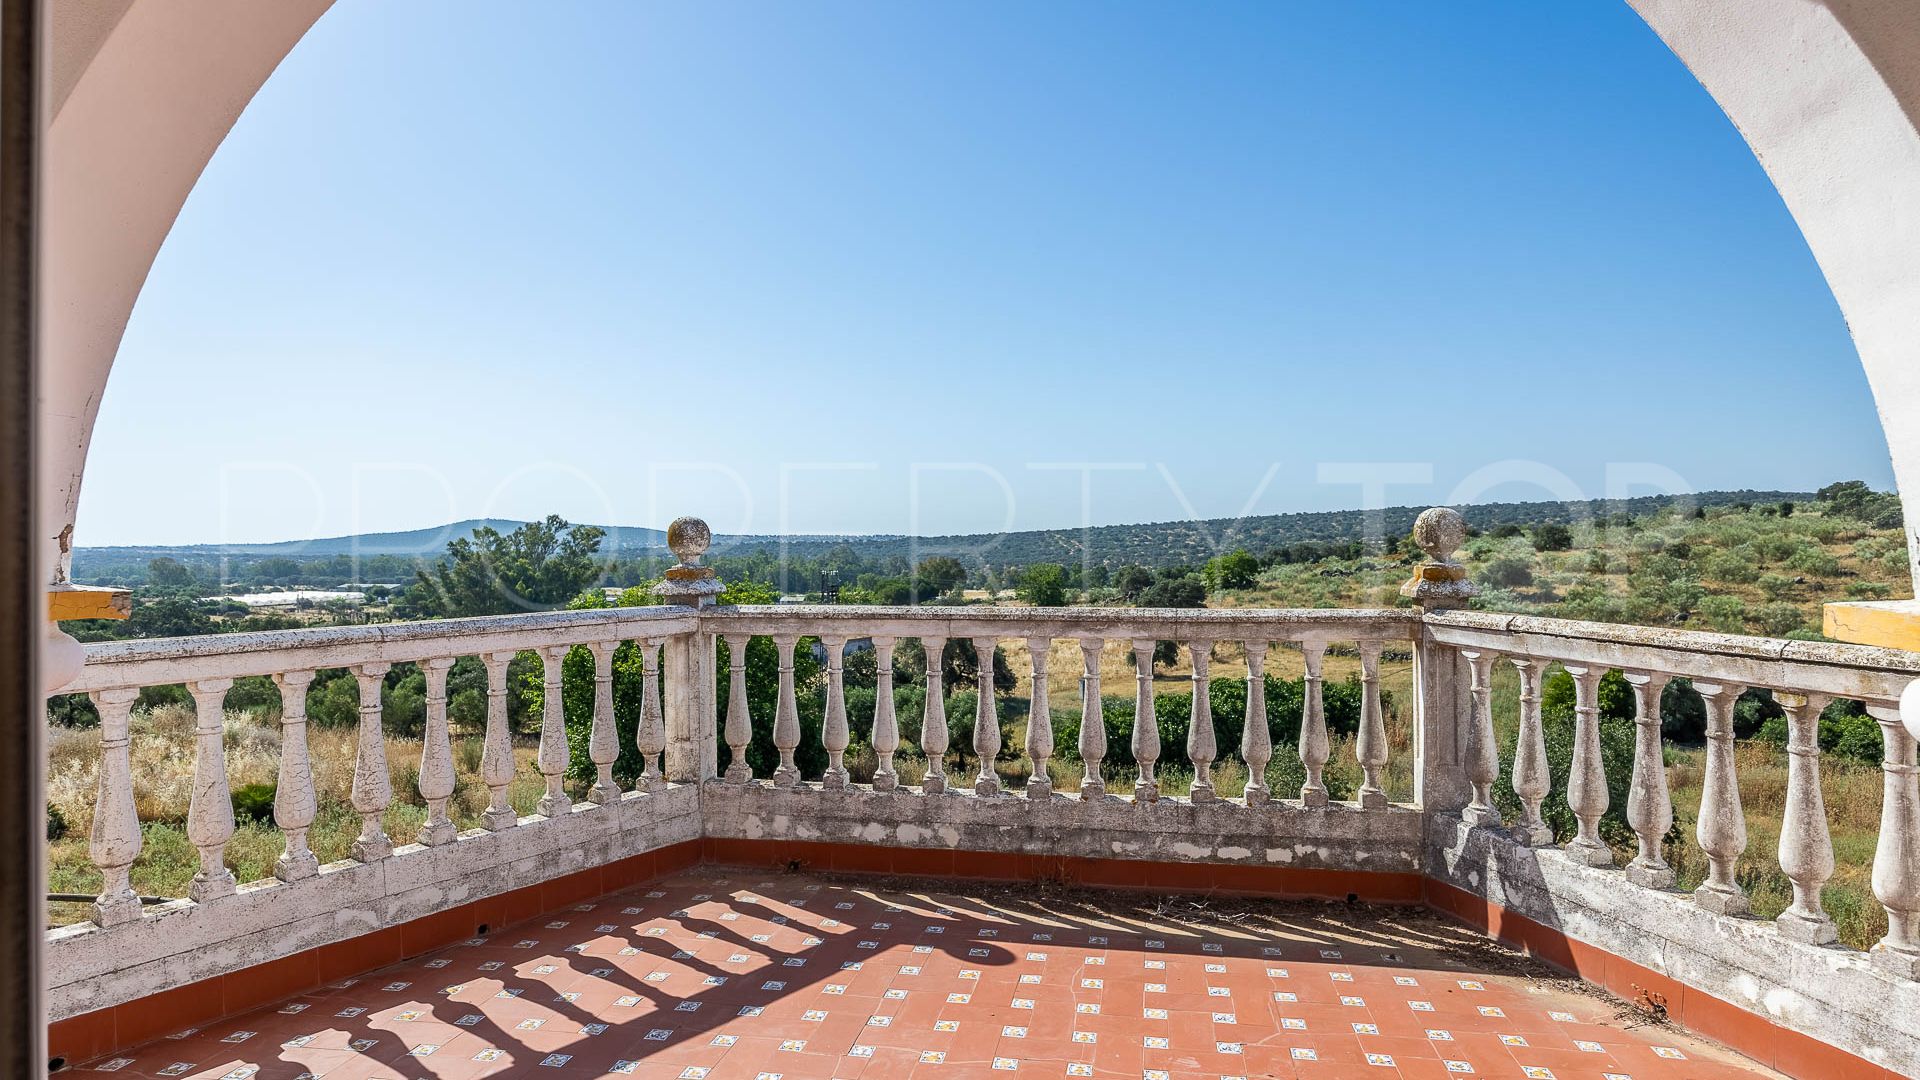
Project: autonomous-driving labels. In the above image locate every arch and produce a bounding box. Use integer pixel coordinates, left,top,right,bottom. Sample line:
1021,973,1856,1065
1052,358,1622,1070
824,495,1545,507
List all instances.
41,0,331,584
1629,0,1920,584
39,1,1920,592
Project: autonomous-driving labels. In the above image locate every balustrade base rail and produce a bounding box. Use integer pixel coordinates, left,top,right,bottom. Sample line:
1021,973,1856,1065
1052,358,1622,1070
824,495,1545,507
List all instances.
702,782,1424,875
46,785,702,1020
1427,814,1920,1077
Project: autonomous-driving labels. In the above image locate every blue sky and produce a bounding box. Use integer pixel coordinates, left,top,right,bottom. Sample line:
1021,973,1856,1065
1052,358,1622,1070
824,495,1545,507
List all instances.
79,0,1889,546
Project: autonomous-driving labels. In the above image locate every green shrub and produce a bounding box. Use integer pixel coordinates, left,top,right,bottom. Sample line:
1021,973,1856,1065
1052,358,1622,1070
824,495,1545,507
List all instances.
230,782,277,824
1786,546,1841,577
1822,700,1883,764
1482,556,1533,588
1753,601,1806,637
1697,594,1747,633
46,803,67,842
1701,551,1759,585
46,693,98,728
1532,524,1573,552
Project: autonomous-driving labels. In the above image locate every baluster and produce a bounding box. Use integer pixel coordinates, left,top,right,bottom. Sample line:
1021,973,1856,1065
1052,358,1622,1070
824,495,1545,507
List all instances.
88,687,143,925
1241,641,1270,806
1188,642,1217,803
972,636,1001,797
1078,638,1106,799
1356,641,1387,809
638,638,666,793
271,671,319,880
1868,702,1920,976
821,636,850,789
415,658,456,846
772,634,801,787
1131,638,1160,802
341,665,395,861
587,641,619,803
1026,637,1054,799
921,636,949,794
1509,658,1551,845
722,635,754,783
1299,640,1330,808
536,646,571,817
1775,691,1836,943
872,637,899,791
1622,671,1674,884
479,652,516,832
187,678,238,900
1563,664,1613,866
1692,681,1748,913
1459,649,1498,825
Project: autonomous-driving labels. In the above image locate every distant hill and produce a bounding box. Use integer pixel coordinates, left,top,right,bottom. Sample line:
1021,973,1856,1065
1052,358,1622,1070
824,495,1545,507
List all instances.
70,489,1812,583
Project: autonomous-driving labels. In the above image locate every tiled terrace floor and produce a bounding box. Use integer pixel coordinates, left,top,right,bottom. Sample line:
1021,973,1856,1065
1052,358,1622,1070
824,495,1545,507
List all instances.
74,867,1783,1080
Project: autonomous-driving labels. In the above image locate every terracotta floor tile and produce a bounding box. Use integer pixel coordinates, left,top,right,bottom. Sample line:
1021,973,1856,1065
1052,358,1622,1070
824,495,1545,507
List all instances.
69,867,1795,1080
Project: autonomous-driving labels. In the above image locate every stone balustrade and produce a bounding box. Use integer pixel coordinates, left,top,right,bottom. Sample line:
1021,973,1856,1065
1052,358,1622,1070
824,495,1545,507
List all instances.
60,606,702,923
40,542,1920,1072
1425,610,1920,977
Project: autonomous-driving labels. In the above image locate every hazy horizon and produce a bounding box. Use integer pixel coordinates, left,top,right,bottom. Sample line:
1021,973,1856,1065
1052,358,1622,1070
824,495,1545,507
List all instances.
71,484,1831,551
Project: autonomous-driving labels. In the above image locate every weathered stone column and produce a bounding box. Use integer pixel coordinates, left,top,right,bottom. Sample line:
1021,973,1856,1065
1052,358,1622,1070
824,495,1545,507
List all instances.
1622,671,1674,884
587,640,620,802
653,517,725,785
637,639,666,793
722,635,754,783
972,636,1002,797
1693,680,1749,915
1562,663,1613,866
1299,639,1330,808
1458,650,1499,826
415,658,457,846
187,678,238,900
348,664,395,858
1241,640,1271,807
921,636,950,794
772,634,801,787
270,670,319,881
819,636,850,789
1510,658,1552,846
872,637,899,791
1775,691,1836,943
536,645,571,818
1868,700,1920,977
1026,637,1054,799
87,687,142,926
1079,638,1107,799
1400,507,1477,817
1355,640,1387,809
1130,638,1160,802
1188,642,1217,803
478,653,516,833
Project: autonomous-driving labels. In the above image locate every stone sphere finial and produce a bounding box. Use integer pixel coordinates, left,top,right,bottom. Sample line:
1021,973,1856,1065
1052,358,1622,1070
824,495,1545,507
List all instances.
1411,507,1467,563
666,516,711,565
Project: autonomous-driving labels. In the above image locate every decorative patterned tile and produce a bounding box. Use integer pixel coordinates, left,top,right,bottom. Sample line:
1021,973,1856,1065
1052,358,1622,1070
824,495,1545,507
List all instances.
70,867,1784,1080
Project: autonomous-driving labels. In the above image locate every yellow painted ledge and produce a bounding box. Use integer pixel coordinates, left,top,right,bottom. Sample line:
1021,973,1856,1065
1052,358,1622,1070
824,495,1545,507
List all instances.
1823,599,1920,652
49,585,131,621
